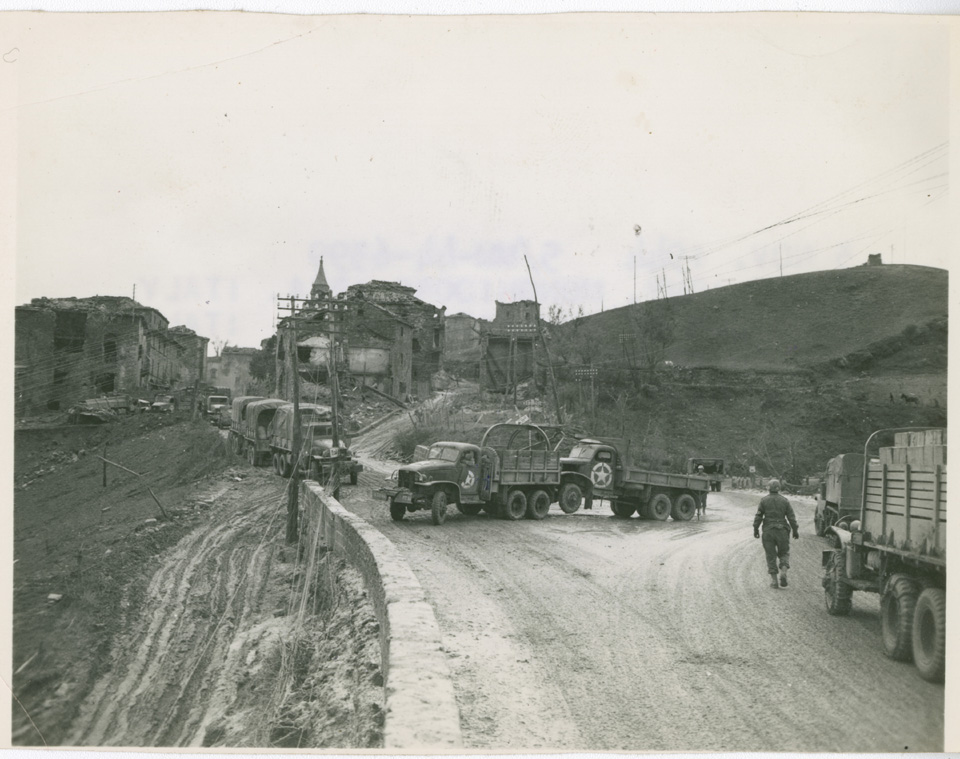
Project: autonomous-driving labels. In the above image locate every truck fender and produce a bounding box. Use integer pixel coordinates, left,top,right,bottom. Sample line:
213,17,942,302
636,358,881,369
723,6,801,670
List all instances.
825,525,852,551
423,480,462,503
560,471,593,493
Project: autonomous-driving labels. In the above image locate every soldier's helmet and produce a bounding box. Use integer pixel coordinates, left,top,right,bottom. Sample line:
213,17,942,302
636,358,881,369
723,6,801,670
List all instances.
697,465,705,472
768,479,781,492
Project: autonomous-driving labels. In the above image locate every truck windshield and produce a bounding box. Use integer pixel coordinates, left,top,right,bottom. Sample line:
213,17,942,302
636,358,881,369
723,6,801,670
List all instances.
427,446,460,462
210,397,227,404
567,446,592,459
306,424,333,438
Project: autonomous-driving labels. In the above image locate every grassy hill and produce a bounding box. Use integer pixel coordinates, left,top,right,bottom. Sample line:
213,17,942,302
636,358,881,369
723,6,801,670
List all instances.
558,264,947,372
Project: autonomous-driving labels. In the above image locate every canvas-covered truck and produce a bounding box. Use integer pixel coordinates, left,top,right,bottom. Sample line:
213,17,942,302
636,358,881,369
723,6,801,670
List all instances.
823,428,947,682
229,396,264,455
237,398,286,466
686,457,725,491
380,423,588,525
563,438,709,521
814,452,864,536
267,403,362,485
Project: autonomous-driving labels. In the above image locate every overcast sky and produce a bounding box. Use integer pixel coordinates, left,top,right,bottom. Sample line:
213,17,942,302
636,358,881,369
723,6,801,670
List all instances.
8,12,954,350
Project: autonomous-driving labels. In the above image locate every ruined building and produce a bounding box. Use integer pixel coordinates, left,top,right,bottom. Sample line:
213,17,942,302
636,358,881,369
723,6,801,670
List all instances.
275,261,443,402
206,346,260,396
15,296,208,417
480,299,541,392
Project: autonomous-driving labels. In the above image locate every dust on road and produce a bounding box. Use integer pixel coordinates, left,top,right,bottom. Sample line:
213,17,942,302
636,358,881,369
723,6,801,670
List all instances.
343,463,944,752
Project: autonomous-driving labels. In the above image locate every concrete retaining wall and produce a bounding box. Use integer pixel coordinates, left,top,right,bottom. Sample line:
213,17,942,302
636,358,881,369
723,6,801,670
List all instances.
300,482,462,749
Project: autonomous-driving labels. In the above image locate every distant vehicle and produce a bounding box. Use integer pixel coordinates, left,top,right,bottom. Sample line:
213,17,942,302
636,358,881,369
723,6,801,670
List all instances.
136,399,152,413
233,398,285,466
814,452,864,536
381,423,582,525
564,438,709,521
214,407,232,429
687,457,725,491
67,399,118,424
823,428,947,683
151,394,177,413
205,395,230,417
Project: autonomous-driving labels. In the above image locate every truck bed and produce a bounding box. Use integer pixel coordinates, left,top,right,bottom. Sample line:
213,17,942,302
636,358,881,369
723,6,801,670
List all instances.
494,448,561,486
862,461,947,562
621,468,710,493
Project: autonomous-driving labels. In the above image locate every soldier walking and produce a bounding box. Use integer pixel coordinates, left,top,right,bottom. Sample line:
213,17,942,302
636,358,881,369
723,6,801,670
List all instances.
753,479,799,588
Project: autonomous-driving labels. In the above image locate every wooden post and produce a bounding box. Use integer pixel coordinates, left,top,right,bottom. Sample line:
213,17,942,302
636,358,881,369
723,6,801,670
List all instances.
287,300,301,544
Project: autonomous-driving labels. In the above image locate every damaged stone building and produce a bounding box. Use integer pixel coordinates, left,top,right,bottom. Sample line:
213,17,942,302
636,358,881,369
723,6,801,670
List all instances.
275,260,442,401
15,296,208,417
206,346,260,396
480,299,541,392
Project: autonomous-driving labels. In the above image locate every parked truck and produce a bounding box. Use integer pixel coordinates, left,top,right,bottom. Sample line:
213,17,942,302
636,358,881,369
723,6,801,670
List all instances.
823,428,947,682
814,452,864,536
686,457,725,491
268,402,362,485
205,393,230,417
563,438,710,521
381,423,587,525
229,396,264,455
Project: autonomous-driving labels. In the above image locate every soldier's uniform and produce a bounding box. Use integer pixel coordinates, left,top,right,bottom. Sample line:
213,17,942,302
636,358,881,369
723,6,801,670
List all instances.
753,486,799,588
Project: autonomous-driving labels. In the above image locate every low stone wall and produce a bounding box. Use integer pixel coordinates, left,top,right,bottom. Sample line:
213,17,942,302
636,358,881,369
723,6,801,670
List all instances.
300,482,462,749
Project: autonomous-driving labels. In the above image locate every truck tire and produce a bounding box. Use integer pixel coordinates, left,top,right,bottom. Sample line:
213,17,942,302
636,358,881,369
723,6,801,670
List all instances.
503,489,527,520
823,549,852,616
430,490,448,525
814,509,825,537
558,482,583,514
389,499,406,522
457,502,483,516
648,493,672,521
912,587,946,682
881,574,919,661
526,489,551,520
671,494,697,522
272,453,281,476
279,453,292,478
611,501,635,518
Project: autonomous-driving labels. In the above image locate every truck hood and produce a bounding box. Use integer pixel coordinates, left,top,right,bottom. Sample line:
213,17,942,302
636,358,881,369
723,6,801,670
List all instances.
400,459,452,474
310,439,350,456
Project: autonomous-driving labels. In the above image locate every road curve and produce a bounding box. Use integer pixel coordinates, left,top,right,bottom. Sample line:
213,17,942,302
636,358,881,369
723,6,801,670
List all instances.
344,465,944,752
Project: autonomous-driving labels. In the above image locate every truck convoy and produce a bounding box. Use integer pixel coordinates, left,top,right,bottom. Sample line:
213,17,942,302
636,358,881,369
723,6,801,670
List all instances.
228,397,361,486
814,452,864,536
822,428,947,682
381,424,710,525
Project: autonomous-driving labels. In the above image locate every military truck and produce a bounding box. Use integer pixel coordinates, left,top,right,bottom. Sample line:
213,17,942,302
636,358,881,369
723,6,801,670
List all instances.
268,402,362,485
686,457,725,491
814,452,864,536
381,423,589,525
823,428,947,682
563,438,709,521
205,394,230,417
229,396,264,454
236,398,286,466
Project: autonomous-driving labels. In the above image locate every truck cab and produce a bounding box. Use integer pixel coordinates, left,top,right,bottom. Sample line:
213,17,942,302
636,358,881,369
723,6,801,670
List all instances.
561,438,622,504
386,442,486,519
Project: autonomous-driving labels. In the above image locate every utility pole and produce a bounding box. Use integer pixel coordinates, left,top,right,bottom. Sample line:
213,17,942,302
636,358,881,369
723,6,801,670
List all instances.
523,255,563,425
289,297,301,543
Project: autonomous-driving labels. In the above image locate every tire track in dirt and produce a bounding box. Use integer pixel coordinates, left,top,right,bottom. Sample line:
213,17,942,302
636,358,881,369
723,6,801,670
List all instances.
66,472,287,746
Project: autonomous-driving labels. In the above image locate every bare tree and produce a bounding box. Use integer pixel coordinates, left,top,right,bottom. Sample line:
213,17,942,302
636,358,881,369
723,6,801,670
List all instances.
211,338,229,357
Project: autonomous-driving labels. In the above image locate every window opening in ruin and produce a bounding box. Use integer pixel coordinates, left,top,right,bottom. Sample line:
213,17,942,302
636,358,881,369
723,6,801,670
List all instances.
53,311,86,352
104,333,118,363
297,346,312,363
95,373,116,394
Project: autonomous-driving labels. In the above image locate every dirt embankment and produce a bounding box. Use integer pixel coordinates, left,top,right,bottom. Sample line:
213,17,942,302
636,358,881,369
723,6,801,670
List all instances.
13,417,383,748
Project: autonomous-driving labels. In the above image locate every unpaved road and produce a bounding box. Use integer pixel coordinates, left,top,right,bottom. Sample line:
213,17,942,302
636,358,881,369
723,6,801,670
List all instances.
344,465,944,752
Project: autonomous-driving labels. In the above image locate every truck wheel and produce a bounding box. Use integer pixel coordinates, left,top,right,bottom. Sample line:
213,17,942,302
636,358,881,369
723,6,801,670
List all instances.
814,509,825,537
350,470,358,486
503,489,527,520
648,493,672,521
431,490,448,525
526,489,551,520
390,499,406,522
823,549,853,616
881,574,919,662
457,503,483,516
611,501,635,518
558,482,583,514
272,453,281,475
671,494,697,521
912,587,946,682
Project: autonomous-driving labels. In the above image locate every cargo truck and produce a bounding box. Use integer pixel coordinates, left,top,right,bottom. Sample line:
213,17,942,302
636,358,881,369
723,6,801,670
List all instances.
268,402,362,485
563,438,710,521
381,423,588,525
229,396,265,455
823,428,947,682
236,398,286,466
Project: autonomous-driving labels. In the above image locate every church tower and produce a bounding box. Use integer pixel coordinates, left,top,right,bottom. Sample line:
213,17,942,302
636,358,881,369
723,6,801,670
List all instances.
310,257,332,302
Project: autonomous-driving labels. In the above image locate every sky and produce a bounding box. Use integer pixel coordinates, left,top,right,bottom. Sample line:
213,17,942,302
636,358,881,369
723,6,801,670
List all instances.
6,11,955,351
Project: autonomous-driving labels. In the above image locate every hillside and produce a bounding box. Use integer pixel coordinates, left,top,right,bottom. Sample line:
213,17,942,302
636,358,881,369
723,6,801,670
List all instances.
559,264,947,372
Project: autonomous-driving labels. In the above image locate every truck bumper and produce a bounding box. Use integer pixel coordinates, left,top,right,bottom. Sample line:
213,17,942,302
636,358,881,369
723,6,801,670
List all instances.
378,487,415,505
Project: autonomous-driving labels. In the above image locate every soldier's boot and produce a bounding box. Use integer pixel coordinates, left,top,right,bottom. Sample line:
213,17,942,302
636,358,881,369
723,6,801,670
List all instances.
769,573,779,589
779,569,788,587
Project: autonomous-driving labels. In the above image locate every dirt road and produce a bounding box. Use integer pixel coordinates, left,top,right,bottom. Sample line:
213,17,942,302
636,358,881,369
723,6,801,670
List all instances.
344,465,944,752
